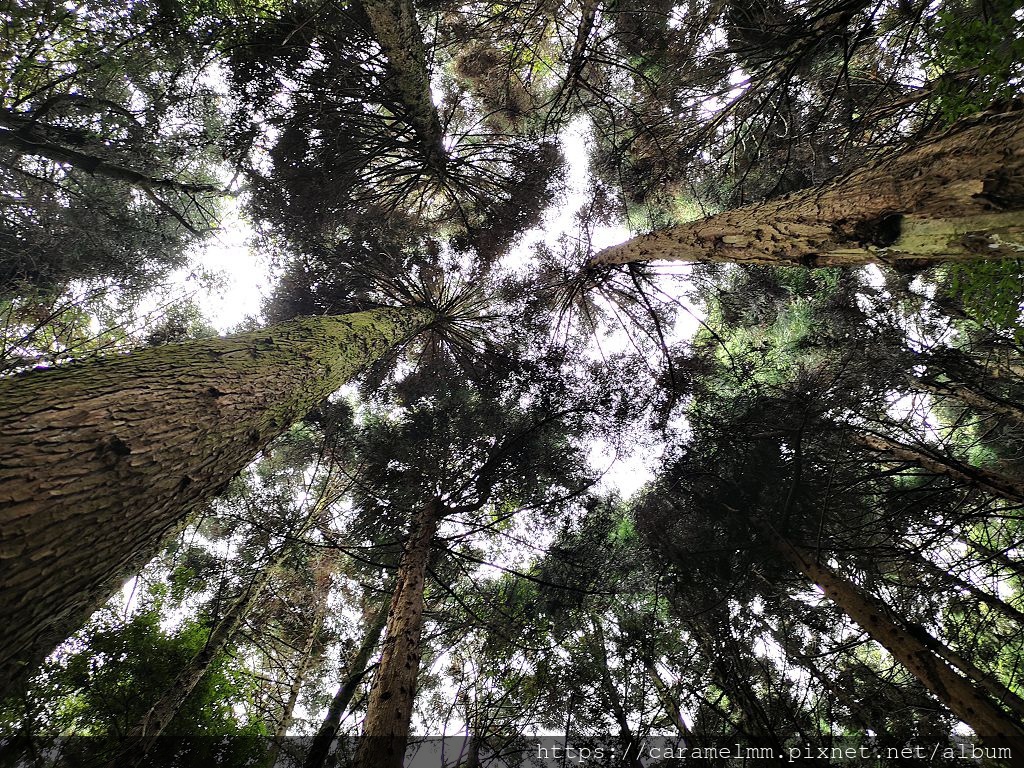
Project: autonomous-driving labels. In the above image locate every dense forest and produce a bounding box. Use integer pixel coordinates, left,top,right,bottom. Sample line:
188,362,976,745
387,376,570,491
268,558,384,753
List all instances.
1,0,1023,765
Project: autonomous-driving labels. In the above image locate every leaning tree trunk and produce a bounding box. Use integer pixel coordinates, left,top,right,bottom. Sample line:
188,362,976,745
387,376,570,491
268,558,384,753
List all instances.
264,568,333,768
589,102,1024,269
304,606,389,768
0,307,432,697
851,431,1024,503
756,520,1024,754
357,0,448,173
108,568,274,768
353,500,440,768
110,497,336,768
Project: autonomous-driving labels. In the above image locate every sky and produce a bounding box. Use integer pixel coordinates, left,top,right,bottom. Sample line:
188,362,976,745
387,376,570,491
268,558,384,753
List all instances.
167,115,694,497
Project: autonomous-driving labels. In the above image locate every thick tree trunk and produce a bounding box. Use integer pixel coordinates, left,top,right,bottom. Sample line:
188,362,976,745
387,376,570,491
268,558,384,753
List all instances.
590,103,1024,269
304,607,389,768
357,0,448,173
756,520,1024,754
852,432,1024,503
353,500,440,768
0,307,432,697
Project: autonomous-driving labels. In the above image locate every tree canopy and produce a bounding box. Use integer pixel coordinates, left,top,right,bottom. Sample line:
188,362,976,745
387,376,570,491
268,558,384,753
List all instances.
1,0,1023,766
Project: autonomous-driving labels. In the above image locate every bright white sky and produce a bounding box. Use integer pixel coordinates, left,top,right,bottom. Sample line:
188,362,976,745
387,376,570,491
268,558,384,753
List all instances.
166,116,695,498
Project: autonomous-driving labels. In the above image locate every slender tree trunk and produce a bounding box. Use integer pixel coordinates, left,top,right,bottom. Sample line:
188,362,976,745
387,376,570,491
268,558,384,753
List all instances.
908,374,1024,429
0,125,222,194
640,654,693,741
964,538,1024,581
0,307,432,697
265,578,332,768
591,618,644,768
357,0,448,173
755,520,1024,753
589,103,1024,269
902,548,1024,627
108,569,275,767
852,432,1024,503
353,500,440,768
304,607,389,768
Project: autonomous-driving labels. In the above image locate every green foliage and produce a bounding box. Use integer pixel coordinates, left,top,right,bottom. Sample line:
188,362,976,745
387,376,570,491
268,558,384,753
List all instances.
0,601,266,766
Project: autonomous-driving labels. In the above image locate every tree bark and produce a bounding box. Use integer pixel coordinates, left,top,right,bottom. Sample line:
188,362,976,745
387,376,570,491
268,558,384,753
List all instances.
357,0,448,173
0,307,432,697
589,102,1024,269
264,574,332,768
304,607,389,768
756,520,1024,754
353,500,440,768
852,432,1024,503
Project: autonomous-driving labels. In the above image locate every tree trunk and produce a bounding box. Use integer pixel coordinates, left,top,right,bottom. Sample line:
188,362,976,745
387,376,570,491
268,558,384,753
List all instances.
756,520,1024,753
852,432,1024,503
357,0,448,173
0,307,432,697
640,654,693,741
265,577,332,768
108,568,275,767
589,103,1024,269
908,374,1024,430
591,618,644,768
304,607,389,768
353,500,440,768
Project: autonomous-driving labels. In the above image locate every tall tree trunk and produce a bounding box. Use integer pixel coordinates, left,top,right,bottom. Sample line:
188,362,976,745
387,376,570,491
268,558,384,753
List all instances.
852,432,1024,503
640,654,693,741
109,568,274,768
0,307,432,697
755,519,1024,753
265,575,332,768
908,374,1024,430
357,0,448,173
591,618,644,768
353,500,440,768
589,103,1024,269
304,607,389,768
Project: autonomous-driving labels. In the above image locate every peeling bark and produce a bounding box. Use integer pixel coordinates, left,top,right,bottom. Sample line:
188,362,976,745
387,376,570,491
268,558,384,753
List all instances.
590,103,1024,269
0,307,432,697
353,500,440,768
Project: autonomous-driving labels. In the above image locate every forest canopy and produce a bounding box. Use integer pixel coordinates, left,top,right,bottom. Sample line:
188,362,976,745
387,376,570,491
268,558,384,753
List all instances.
1,0,1024,766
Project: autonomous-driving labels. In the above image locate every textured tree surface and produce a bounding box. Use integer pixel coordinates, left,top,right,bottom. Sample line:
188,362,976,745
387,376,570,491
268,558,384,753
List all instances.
590,103,1024,268
0,307,431,696
358,0,448,173
759,521,1024,753
354,501,439,768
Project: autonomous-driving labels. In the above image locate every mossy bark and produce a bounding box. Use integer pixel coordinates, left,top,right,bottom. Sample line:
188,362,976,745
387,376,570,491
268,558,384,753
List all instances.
590,103,1024,269
358,0,448,173
353,500,439,768
0,307,432,697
